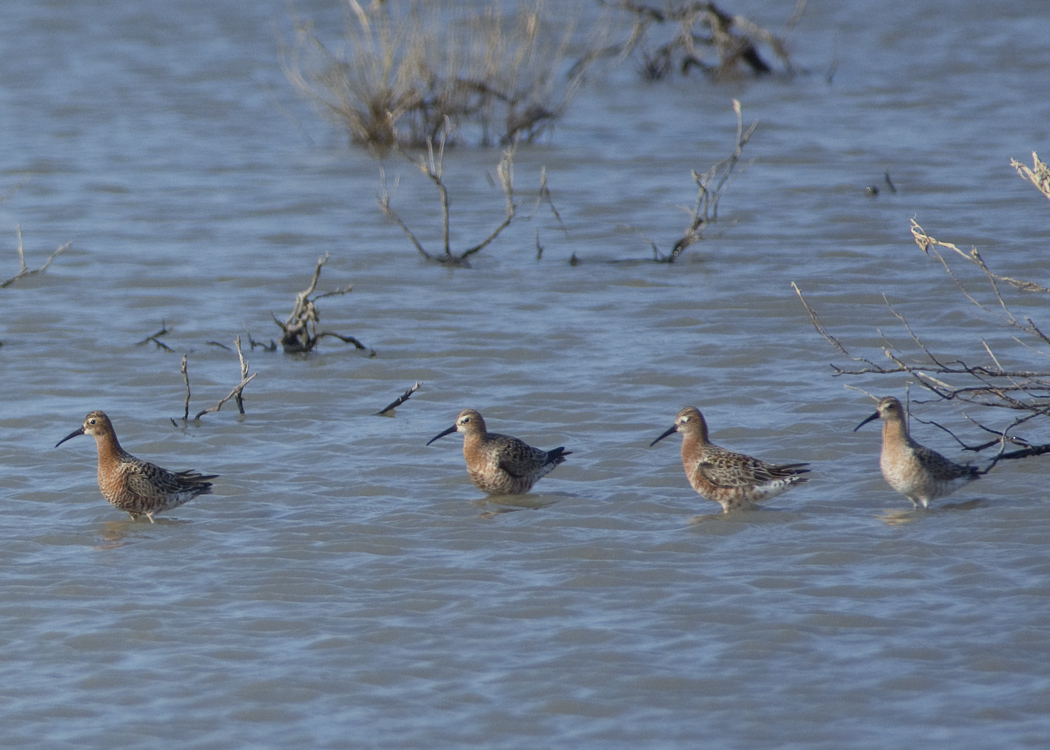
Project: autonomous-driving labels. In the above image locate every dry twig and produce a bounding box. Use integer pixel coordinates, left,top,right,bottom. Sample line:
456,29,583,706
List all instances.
1,226,70,289
652,99,756,263
1010,152,1050,202
136,323,175,352
912,219,1050,297
375,382,423,416
531,166,576,260
172,340,258,424
191,337,258,421
247,332,278,352
179,354,191,422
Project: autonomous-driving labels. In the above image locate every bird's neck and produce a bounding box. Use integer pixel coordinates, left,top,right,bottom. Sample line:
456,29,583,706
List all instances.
461,432,482,455
93,432,127,467
680,429,706,459
882,418,913,454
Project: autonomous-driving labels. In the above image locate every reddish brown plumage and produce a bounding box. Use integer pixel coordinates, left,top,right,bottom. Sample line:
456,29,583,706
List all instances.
651,406,810,512
427,409,570,494
56,410,216,521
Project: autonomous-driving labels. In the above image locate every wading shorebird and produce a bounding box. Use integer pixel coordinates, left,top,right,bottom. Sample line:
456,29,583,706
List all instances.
427,409,571,495
650,406,811,512
854,396,980,507
56,410,217,521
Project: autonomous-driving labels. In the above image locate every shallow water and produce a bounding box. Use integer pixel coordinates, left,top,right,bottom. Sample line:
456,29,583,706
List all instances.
2,0,1050,747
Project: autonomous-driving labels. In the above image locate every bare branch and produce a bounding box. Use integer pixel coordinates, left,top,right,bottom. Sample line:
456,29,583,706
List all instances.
1,227,70,289
462,145,518,259
314,331,369,350
655,100,756,263
180,354,190,422
194,336,257,420
793,283,886,373
530,167,574,261
136,322,175,352
378,169,432,261
233,336,250,413
803,213,1050,457
1011,152,1050,202
247,332,277,352
380,123,524,266
997,443,1050,460
375,381,422,416
537,166,569,234
912,219,1050,295
412,121,453,260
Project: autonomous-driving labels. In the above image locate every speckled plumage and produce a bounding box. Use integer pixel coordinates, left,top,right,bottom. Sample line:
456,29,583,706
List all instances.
427,409,571,495
855,397,979,508
650,406,810,512
56,410,216,521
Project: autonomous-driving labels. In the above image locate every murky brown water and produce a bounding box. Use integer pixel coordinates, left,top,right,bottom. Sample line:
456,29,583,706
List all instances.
2,0,1049,747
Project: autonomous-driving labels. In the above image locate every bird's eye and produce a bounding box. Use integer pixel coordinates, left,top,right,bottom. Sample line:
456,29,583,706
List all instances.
88,419,96,425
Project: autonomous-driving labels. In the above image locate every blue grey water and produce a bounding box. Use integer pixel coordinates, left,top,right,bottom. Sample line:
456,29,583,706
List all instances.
1,0,1049,747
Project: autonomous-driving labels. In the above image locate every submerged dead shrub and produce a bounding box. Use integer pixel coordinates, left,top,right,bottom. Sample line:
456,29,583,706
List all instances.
284,0,585,150
795,153,1050,467
577,0,799,80
273,254,368,354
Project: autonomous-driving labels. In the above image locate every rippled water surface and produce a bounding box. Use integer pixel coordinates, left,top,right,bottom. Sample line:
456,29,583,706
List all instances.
2,0,1050,747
